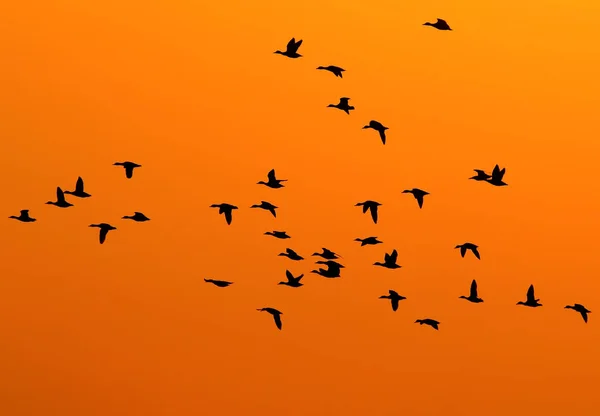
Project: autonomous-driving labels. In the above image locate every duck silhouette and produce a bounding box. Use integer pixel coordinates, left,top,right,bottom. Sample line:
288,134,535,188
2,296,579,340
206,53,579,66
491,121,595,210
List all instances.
402,188,429,209
379,290,406,311
517,284,542,307
210,203,238,225
278,248,304,261
265,231,290,239
423,18,452,31
328,97,354,114
89,223,116,244
46,187,73,208
122,212,150,222
486,164,508,186
362,120,388,144
258,169,287,189
257,307,283,330
469,169,491,181
312,248,340,260
204,278,233,288
64,177,91,198
455,243,480,260
415,319,440,330
274,38,303,58
374,249,401,269
311,261,343,278
113,161,141,179
355,200,381,224
565,304,591,323
250,201,278,217
354,236,382,246
317,65,345,78
9,210,36,222
459,279,484,303
278,270,304,287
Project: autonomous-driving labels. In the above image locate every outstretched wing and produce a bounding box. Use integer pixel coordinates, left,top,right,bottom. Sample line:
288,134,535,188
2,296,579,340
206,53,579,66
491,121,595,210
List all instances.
391,298,399,311
416,194,424,208
75,177,84,192
581,311,588,323
267,169,276,181
224,209,233,225
370,206,378,224
470,280,478,298
99,228,108,244
460,246,467,257
273,313,282,330
389,249,398,264
379,128,386,145
526,285,535,303
21,209,29,215
56,187,65,201
472,247,481,260
125,166,134,179
285,270,294,282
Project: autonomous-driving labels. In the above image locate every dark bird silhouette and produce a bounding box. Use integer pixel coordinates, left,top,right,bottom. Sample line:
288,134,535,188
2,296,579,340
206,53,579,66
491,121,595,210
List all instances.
374,249,401,269
64,177,91,198
312,248,340,260
278,270,304,287
9,210,36,222
459,279,484,303
565,304,591,323
257,307,283,330
402,188,429,209
379,290,406,311
354,236,382,246
415,319,440,330
423,18,452,31
328,97,355,115
517,284,542,307
274,38,303,58
278,248,304,261
455,243,480,260
317,65,345,78
89,223,116,244
469,169,492,181
486,164,508,186
122,212,150,222
355,200,381,224
210,203,238,225
258,169,287,189
204,278,233,287
250,201,278,217
311,261,343,278
265,231,290,239
113,161,141,179
46,187,73,208
316,260,345,270
362,120,389,144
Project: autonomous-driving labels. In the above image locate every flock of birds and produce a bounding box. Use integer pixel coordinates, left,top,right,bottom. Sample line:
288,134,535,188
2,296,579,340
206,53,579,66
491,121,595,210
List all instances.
8,19,592,332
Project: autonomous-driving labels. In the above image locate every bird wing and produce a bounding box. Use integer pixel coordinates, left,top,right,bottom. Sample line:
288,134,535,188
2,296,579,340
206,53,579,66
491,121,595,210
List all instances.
267,169,276,181
339,97,349,105
390,250,398,263
460,246,466,257
286,248,296,255
378,128,386,145
286,38,296,51
470,280,478,298
526,285,535,302
391,298,399,311
285,270,294,282
361,204,368,214
472,247,481,259
56,187,65,202
499,167,506,180
437,18,445,24
389,290,398,296
269,207,277,217
75,177,84,192
370,206,378,223
125,166,134,179
431,322,439,330
416,194,424,208
492,164,500,178
224,209,233,225
273,313,282,330
99,227,108,244
21,209,29,215
581,311,588,323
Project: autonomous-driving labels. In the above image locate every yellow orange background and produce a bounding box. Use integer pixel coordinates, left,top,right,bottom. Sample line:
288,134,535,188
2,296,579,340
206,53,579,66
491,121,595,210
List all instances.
2,1,600,415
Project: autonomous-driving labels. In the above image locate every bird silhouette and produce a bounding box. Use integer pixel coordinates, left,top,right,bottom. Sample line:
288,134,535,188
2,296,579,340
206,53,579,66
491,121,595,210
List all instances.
278,270,304,287
250,201,278,217
328,97,355,115
46,187,73,208
565,304,591,323
374,249,401,269
257,307,283,330
89,223,116,244
9,210,36,222
274,38,303,58
311,261,343,278
469,169,491,181
362,120,388,144
113,161,141,179
402,188,429,209
415,319,440,330
64,177,91,198
355,200,381,224
265,231,290,239
204,278,233,288
459,280,484,303
210,203,238,225
122,212,150,222
278,248,304,261
517,284,542,307
312,248,340,260
455,243,480,260
354,236,383,246
486,164,508,186
317,65,345,78
423,18,452,31
258,169,287,189
379,290,406,311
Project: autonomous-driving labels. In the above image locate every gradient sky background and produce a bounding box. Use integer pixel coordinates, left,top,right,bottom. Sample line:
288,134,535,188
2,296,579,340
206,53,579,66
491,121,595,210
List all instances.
2,1,600,415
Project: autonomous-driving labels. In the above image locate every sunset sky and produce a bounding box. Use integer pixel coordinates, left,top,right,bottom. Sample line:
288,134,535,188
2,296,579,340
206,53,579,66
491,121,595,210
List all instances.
1,1,600,415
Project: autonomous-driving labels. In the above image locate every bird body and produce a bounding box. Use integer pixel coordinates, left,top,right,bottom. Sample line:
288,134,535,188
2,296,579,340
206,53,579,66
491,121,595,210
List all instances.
416,319,440,330
89,223,116,244
274,38,303,58
123,212,150,222
64,177,91,198
250,201,278,217
354,236,382,246
363,120,388,144
455,243,480,260
9,209,36,222
328,97,355,114
317,65,345,78
204,278,233,287
113,161,141,179
210,203,238,225
402,188,429,209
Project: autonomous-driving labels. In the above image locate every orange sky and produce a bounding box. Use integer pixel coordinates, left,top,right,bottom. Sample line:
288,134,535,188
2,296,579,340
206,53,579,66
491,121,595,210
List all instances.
1,1,600,415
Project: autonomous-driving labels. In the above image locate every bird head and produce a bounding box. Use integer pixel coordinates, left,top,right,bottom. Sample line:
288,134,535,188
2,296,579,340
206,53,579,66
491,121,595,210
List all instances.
454,245,461,249
516,301,525,305
277,281,286,285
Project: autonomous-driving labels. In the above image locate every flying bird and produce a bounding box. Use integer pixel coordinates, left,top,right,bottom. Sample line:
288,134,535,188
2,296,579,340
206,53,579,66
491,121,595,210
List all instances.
402,188,429,209
257,307,283,330
265,231,290,239
469,169,491,181
63,177,91,198
278,248,304,261
46,187,73,208
459,280,484,303
89,223,116,244
312,248,340,260
374,249,401,269
362,120,389,144
250,201,278,217
122,212,150,222
517,284,542,307
455,243,480,260
278,270,304,287
327,97,355,115
317,65,345,78
355,200,381,224
565,304,591,323
354,236,383,246
486,164,508,186
415,319,440,330
258,169,287,189
274,38,303,58
423,18,452,31
379,290,406,311
9,210,36,223
210,203,238,225
204,278,233,288
113,161,141,179
311,261,343,278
